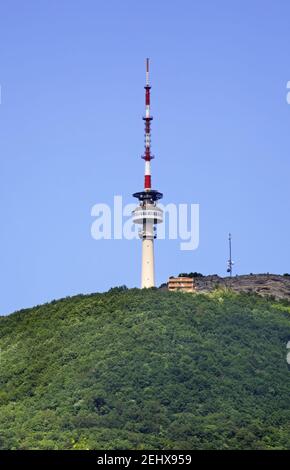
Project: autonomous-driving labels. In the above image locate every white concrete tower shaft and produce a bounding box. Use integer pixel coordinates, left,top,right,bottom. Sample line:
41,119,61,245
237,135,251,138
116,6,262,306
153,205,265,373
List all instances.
132,59,163,288
141,216,155,288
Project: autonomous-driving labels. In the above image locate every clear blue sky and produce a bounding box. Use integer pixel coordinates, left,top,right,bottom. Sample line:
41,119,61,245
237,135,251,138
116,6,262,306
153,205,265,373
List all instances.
1,0,290,315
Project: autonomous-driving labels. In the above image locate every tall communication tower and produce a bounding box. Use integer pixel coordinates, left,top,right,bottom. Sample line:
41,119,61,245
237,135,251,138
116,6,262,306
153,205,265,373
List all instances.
227,233,234,277
132,59,163,288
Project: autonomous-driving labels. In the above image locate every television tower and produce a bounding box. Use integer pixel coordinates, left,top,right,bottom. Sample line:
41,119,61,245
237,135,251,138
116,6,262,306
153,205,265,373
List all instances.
132,59,163,288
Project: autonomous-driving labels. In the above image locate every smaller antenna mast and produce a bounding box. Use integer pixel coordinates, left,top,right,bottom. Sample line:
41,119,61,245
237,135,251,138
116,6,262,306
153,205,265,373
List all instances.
227,233,234,277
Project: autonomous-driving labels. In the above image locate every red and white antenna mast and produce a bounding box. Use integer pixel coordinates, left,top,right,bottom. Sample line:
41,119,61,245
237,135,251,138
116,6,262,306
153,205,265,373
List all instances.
143,58,154,191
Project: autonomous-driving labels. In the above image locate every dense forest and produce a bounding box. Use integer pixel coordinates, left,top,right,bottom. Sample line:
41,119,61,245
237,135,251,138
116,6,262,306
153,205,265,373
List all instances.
1,287,290,450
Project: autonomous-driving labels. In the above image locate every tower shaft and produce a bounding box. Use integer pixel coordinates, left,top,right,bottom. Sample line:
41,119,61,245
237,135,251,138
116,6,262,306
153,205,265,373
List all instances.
141,220,155,288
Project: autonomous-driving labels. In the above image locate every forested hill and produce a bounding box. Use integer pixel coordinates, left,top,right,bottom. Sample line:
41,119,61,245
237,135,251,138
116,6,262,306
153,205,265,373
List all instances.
1,288,290,450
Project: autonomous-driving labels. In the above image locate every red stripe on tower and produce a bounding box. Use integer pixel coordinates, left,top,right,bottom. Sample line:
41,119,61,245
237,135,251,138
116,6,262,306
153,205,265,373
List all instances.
145,88,150,106
144,175,151,189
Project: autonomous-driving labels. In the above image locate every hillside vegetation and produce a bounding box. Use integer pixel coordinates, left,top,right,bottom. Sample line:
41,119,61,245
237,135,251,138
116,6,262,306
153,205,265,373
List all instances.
1,288,290,450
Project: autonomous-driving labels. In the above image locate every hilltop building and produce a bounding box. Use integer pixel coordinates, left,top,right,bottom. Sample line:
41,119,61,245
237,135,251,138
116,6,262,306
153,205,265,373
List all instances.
168,277,196,293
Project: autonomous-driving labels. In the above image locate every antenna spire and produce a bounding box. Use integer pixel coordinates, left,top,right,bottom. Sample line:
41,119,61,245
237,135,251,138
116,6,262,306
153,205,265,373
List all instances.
146,57,150,86
142,58,154,190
